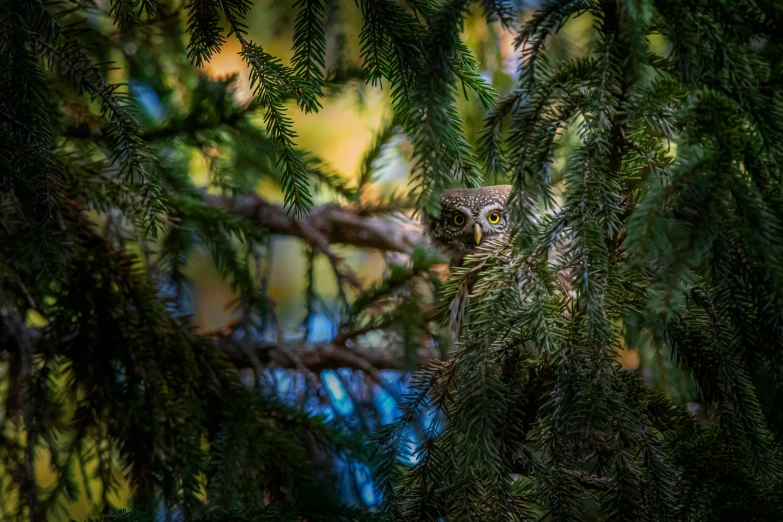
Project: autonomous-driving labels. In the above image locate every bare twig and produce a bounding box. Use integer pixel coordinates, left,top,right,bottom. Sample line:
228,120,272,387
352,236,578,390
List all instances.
293,217,362,289
214,336,438,373
203,194,423,254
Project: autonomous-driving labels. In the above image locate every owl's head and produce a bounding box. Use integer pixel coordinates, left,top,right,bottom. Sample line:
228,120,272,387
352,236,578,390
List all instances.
425,185,512,264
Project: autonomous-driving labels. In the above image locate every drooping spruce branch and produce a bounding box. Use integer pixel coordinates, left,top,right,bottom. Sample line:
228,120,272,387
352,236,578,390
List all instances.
375,0,783,519
240,43,314,215
292,0,327,98
179,0,508,215
0,0,465,518
406,0,487,217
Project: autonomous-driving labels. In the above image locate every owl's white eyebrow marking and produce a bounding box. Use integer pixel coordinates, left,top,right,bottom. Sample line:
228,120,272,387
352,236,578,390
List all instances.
479,203,504,217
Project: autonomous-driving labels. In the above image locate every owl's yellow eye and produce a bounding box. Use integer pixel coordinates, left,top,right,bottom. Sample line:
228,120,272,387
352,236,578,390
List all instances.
487,211,501,224
452,213,466,226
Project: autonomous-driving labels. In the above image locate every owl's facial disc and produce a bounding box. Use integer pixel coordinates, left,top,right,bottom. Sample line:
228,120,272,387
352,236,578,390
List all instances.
425,185,512,263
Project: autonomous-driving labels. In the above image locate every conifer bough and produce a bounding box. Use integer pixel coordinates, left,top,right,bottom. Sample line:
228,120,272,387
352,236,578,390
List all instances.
2,0,783,520
372,0,783,520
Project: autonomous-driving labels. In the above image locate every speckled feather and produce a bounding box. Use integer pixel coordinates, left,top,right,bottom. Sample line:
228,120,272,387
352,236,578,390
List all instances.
425,185,512,265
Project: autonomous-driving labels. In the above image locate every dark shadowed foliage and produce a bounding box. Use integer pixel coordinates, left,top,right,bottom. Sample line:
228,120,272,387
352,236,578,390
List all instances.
2,0,783,521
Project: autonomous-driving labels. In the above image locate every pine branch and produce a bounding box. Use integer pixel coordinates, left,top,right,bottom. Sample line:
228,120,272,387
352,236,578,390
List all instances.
241,44,314,216
407,0,483,218
109,0,141,29
0,5,65,232
185,0,225,67
357,0,425,104
358,117,400,189
292,0,327,100
202,193,423,254
21,0,162,234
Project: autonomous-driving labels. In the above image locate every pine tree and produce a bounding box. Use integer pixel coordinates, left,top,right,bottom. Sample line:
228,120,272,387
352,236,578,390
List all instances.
3,0,783,521
373,0,783,520
0,0,493,520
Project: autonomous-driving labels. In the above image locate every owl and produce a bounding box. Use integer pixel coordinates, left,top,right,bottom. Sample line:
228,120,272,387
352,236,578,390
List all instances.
425,185,512,265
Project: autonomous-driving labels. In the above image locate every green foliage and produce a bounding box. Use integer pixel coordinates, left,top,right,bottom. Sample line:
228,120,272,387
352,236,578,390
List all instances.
186,0,225,67
182,0,496,216
1,0,506,518
292,0,327,97
241,43,315,215
5,0,783,520
91,507,379,522
0,0,446,519
406,0,485,217
374,0,783,520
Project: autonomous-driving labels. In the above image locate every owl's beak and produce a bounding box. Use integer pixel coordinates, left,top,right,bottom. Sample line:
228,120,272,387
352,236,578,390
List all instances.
473,223,482,245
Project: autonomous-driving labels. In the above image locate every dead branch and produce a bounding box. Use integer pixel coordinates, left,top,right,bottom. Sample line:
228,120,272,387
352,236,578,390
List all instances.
213,335,438,373
203,194,423,254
